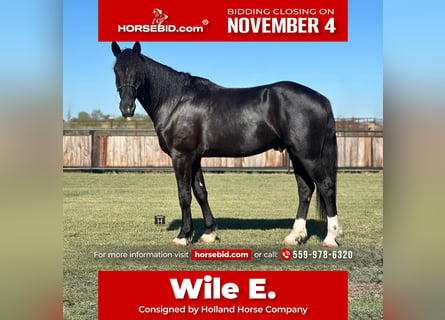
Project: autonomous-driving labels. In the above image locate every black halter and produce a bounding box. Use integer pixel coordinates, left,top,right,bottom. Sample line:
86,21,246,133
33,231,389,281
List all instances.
117,83,138,91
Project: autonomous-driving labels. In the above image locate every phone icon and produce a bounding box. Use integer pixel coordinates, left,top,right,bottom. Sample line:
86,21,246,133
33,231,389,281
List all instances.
281,249,292,260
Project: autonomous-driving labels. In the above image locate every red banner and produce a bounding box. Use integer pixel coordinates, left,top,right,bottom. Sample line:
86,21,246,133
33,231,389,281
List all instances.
98,0,348,42
98,271,348,319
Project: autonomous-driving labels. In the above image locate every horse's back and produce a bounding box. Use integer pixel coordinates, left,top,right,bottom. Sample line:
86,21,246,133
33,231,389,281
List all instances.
163,79,332,157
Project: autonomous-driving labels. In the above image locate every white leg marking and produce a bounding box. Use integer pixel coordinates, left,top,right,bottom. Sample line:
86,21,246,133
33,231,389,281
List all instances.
199,231,217,244
322,215,343,248
171,237,188,247
283,218,307,246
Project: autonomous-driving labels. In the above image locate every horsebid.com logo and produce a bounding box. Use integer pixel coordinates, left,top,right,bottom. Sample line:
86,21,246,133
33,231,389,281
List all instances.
152,8,168,25
117,8,206,33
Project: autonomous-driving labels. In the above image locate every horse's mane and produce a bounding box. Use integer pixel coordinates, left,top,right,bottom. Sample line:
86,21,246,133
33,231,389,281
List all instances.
117,49,221,109
138,53,220,93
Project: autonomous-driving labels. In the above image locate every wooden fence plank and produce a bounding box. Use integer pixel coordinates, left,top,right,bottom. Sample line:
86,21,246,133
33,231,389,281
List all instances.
63,136,91,167
373,137,384,167
62,134,383,169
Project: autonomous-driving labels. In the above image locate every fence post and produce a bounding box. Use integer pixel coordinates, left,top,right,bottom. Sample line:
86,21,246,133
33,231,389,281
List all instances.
89,130,96,172
286,151,291,173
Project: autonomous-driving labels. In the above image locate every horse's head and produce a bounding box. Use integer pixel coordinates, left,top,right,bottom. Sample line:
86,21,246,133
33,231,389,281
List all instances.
112,42,143,119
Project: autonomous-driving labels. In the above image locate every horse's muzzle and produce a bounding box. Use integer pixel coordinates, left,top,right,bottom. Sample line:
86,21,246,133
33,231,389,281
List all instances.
120,101,136,118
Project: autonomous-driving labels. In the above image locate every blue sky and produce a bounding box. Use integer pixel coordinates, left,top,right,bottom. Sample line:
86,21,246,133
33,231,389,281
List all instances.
63,0,382,120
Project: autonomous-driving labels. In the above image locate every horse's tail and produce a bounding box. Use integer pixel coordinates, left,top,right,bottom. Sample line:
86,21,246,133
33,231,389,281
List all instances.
316,99,338,227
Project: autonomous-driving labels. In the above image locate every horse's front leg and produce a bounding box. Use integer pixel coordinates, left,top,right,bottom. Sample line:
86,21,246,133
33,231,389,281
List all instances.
171,152,194,246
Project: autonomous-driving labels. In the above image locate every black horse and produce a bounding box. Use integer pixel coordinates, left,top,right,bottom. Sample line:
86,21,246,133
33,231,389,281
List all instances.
111,42,343,247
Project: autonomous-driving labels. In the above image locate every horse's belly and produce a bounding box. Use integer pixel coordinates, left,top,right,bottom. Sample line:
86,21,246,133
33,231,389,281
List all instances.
203,149,263,158
202,137,282,158
200,117,282,156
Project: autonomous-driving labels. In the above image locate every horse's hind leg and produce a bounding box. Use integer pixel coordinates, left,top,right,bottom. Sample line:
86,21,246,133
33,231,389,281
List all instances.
283,157,314,245
192,162,218,243
301,160,342,247
313,173,343,248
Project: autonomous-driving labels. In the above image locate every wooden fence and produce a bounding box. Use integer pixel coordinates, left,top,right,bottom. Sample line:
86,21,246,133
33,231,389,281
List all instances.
63,130,383,171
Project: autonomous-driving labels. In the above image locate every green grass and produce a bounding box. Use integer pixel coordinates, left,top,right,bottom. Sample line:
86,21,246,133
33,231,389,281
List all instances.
63,172,383,319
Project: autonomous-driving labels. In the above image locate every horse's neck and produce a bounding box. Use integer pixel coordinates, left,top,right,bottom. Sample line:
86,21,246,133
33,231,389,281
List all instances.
139,66,187,127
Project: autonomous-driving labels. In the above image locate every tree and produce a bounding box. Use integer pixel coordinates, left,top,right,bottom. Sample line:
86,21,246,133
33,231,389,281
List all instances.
66,107,72,121
77,111,91,121
91,109,108,120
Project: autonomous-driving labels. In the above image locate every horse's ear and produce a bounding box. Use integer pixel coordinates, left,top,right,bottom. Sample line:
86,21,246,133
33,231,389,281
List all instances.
112,42,121,57
133,42,141,55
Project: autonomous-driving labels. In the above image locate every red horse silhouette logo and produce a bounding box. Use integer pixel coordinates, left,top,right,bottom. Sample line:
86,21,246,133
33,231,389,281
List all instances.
153,9,168,25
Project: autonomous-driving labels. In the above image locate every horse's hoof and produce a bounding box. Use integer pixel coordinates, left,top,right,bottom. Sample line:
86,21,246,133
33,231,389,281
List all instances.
322,241,338,248
296,233,307,244
282,237,297,246
171,237,188,247
322,235,339,248
199,232,217,244
283,231,307,246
